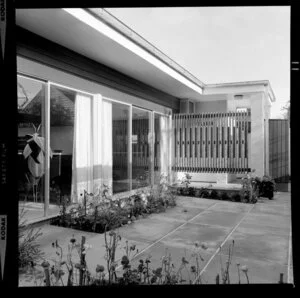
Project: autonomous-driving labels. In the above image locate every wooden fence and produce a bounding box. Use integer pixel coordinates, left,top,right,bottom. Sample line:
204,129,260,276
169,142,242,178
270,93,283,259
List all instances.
269,119,290,183
172,111,251,173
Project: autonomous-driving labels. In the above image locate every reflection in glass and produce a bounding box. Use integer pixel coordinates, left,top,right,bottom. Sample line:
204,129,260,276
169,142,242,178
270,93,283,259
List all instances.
132,107,151,189
112,102,130,193
50,85,75,204
18,76,46,205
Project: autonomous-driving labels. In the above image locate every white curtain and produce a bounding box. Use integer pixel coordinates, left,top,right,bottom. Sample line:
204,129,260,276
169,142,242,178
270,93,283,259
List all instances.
71,93,112,203
92,94,103,196
160,115,171,177
101,99,113,194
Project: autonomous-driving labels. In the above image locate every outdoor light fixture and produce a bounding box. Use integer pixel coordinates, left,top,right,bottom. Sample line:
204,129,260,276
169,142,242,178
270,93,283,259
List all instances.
234,94,244,100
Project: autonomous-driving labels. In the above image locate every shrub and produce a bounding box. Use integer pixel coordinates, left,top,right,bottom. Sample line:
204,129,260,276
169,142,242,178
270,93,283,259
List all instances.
195,188,202,197
188,187,196,196
220,192,230,201
200,189,210,198
210,190,219,200
260,176,276,200
231,193,241,202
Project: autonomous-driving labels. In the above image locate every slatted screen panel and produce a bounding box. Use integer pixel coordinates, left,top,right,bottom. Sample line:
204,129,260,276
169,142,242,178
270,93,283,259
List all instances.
269,119,290,182
172,111,251,173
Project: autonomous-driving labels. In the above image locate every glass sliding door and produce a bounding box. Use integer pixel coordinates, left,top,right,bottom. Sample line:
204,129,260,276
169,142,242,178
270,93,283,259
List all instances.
17,75,46,218
132,107,151,189
112,101,130,193
49,85,76,204
154,113,171,184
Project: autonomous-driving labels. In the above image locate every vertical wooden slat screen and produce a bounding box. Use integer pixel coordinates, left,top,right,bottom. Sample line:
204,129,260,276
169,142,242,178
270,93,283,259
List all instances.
172,111,251,173
269,119,289,183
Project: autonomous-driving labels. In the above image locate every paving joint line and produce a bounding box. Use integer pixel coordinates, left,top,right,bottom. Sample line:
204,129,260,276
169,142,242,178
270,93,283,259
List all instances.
114,201,219,272
193,203,256,284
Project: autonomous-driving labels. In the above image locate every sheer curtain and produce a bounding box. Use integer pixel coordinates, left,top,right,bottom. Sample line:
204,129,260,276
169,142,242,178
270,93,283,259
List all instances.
160,115,171,178
71,93,112,203
101,99,113,193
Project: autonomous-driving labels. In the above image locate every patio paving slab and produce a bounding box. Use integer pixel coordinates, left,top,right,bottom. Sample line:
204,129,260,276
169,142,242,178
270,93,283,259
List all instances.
147,206,208,223
175,196,217,209
251,203,291,216
220,231,289,265
241,213,291,232
189,210,246,229
207,201,254,213
199,254,289,284
116,215,185,244
159,222,231,254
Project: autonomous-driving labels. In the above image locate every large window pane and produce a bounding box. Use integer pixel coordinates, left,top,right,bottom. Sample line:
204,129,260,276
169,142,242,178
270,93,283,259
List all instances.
50,85,75,204
132,107,151,189
112,102,130,193
18,75,46,218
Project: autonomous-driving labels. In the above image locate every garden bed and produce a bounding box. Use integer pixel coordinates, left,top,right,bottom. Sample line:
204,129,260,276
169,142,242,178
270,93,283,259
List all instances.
50,180,177,234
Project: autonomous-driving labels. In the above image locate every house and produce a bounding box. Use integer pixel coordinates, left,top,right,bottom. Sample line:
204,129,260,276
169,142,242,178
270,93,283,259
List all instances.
16,8,275,217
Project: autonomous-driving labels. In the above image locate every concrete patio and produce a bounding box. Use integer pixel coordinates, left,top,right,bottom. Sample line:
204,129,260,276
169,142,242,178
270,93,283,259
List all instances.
19,191,292,286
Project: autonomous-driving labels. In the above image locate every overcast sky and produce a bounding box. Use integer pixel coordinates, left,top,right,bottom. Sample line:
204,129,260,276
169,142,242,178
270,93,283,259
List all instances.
106,6,290,118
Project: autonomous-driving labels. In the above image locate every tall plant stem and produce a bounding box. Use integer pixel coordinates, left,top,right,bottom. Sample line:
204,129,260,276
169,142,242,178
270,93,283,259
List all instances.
79,236,86,286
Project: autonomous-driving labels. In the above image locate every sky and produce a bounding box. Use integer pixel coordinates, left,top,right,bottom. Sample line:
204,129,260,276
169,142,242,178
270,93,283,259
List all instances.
106,6,290,119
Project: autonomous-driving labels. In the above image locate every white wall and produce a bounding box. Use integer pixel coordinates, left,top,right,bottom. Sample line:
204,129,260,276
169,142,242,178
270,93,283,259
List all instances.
195,100,227,113
249,92,265,177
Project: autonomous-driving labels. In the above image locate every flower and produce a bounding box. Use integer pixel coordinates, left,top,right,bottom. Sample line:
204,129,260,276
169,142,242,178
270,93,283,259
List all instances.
70,236,76,244
96,265,105,273
194,241,200,248
41,261,50,268
121,255,129,266
109,231,116,237
190,266,196,273
201,242,208,250
145,256,151,263
130,244,136,251
181,257,189,264
240,265,248,273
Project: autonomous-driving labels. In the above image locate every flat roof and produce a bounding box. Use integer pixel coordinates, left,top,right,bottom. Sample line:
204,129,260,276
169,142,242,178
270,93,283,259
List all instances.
205,80,276,102
88,8,205,89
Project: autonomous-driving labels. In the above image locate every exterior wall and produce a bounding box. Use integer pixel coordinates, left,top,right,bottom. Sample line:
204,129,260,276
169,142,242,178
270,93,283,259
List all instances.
249,92,265,177
194,100,227,113
263,93,272,176
180,99,190,113
226,94,251,111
